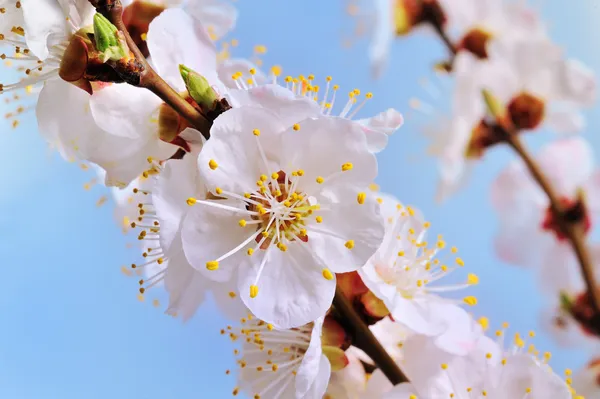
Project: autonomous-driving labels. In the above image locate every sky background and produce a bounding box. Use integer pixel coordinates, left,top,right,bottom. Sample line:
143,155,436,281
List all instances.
0,0,599,397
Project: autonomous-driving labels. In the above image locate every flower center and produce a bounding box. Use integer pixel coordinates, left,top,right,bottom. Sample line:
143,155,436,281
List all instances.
458,28,493,59
507,92,546,130
540,197,591,241
245,170,314,250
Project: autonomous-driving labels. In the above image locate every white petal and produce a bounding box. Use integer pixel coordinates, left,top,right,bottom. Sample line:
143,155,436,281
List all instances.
164,235,208,321
382,382,418,399
387,297,449,337
240,84,322,126
147,8,219,91
492,354,571,399
537,137,594,196
237,244,336,329
369,0,394,79
185,0,238,41
555,59,596,106
210,281,249,321
296,318,326,398
22,0,67,59
301,355,331,399
90,84,162,139
198,106,285,193
546,108,585,134
181,199,251,282
218,58,267,89
280,117,378,192
153,151,205,252
308,185,385,273
356,108,404,153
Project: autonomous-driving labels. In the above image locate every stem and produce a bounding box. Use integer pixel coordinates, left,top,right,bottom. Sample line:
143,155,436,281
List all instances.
426,10,600,313
92,1,211,139
333,287,409,385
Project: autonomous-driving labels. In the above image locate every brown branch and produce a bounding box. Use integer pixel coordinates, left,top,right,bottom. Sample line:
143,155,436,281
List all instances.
425,10,600,313
90,0,211,139
333,287,409,385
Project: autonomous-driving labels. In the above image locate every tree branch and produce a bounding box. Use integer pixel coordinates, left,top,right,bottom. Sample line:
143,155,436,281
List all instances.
89,0,211,139
333,287,409,385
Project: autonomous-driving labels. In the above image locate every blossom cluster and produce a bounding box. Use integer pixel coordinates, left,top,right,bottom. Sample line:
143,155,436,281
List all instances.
1,0,585,397
353,0,600,395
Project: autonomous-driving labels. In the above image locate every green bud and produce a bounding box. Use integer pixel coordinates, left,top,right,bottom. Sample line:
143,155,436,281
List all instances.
93,13,129,62
559,291,573,312
481,88,505,120
179,64,218,107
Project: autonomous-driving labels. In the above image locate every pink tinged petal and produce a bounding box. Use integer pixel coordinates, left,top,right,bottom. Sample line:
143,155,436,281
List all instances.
21,0,67,60
388,297,451,337
147,8,219,91
181,199,251,282
198,106,286,193
369,0,394,79
241,84,322,126
537,243,584,294
210,281,249,321
492,217,547,268
280,117,378,192
357,108,404,153
431,305,484,356
308,185,385,273
89,84,163,139
557,59,596,106
326,351,368,398
295,318,326,397
218,58,267,89
185,0,238,41
358,259,400,305
493,354,571,399
301,355,331,399
237,244,336,329
537,137,594,196
546,108,585,134
163,235,208,321
382,382,418,399
153,153,205,252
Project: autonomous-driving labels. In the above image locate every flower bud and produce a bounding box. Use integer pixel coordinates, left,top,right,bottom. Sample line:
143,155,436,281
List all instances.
481,89,505,121
93,13,129,62
179,64,218,107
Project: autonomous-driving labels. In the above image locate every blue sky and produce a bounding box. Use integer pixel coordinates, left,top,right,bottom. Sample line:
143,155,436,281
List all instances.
0,0,599,397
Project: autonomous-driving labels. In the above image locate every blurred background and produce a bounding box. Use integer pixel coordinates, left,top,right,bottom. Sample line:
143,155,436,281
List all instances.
0,0,598,397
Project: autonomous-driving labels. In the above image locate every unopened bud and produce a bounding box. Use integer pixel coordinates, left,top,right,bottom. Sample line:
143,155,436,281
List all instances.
93,13,129,62
481,89,505,120
179,64,219,107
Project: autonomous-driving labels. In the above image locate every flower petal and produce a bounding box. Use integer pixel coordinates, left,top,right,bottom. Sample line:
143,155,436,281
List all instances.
147,8,219,91
369,0,394,79
198,106,285,193
356,108,404,153
185,0,238,41
22,0,67,60
181,198,251,282
218,58,267,89
280,117,378,192
295,317,326,397
90,84,162,139
307,185,385,273
237,245,336,329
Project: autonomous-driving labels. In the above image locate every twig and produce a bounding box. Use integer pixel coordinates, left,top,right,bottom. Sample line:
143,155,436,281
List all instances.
90,0,211,139
333,287,409,385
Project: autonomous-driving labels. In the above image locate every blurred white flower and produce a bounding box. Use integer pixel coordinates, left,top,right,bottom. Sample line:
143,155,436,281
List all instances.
491,137,600,271
385,330,572,399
